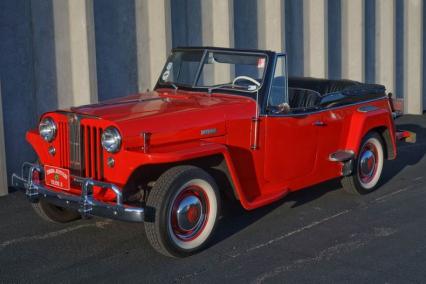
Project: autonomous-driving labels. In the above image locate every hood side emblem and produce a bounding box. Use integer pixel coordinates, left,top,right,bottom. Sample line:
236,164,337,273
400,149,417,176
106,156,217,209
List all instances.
201,128,217,136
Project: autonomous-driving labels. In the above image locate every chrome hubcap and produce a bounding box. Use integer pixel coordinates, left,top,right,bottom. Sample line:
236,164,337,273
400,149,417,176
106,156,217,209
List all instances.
358,141,379,185
360,149,376,178
170,185,209,241
176,195,203,231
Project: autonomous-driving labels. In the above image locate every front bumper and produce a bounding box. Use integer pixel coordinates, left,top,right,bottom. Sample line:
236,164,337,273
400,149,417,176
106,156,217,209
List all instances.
11,162,145,222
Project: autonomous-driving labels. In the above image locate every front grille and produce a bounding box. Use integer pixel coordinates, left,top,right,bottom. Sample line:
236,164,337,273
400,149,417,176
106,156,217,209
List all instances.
64,114,103,179
81,123,103,180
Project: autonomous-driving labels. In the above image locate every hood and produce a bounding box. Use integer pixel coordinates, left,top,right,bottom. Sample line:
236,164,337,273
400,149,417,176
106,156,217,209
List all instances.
69,90,256,148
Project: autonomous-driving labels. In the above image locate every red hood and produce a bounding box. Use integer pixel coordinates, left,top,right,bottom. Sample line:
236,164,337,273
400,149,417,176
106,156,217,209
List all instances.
71,90,253,123
68,89,256,147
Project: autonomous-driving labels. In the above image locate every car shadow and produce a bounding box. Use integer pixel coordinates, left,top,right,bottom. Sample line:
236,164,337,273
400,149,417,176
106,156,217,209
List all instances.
210,179,341,248
380,122,426,185
210,118,426,249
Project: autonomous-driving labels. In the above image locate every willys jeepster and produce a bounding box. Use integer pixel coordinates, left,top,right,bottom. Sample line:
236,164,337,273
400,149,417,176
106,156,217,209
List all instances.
12,47,414,257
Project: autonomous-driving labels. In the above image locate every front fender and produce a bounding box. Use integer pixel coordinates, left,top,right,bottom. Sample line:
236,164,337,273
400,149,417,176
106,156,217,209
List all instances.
112,141,251,208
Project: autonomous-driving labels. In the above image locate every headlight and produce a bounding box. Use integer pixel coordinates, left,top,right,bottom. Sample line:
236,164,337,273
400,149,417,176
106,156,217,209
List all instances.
39,117,57,142
101,127,122,153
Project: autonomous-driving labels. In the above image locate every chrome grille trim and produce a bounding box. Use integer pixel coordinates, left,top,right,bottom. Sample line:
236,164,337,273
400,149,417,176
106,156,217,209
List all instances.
65,112,104,179
68,113,83,176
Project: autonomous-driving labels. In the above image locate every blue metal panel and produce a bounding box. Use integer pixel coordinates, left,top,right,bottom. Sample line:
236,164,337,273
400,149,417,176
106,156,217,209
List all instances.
31,0,58,115
327,0,341,79
171,0,202,48
0,0,37,183
364,0,376,84
94,0,138,101
233,0,258,49
285,0,304,76
395,0,404,99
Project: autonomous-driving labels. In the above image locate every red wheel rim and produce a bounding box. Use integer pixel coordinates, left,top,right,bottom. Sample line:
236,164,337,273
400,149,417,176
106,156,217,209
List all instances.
358,141,378,185
170,185,210,242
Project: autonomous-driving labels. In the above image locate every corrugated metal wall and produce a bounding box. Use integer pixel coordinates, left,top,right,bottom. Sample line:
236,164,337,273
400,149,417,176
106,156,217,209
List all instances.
0,0,424,194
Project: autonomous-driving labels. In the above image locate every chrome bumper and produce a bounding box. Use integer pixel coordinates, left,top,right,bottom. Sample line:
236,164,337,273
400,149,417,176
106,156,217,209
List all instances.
11,162,145,222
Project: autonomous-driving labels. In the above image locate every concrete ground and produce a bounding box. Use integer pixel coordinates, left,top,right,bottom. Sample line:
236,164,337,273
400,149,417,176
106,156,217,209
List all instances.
0,115,425,283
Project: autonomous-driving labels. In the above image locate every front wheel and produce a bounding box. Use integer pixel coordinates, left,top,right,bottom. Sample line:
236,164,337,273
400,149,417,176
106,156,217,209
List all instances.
342,132,384,194
32,200,81,223
144,166,221,257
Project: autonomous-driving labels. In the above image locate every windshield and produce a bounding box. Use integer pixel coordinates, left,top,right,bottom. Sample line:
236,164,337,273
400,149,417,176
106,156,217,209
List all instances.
157,50,268,92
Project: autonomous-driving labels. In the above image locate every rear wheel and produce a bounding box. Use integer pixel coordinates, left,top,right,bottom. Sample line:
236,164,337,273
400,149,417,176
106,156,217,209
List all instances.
144,166,220,257
32,200,81,223
342,132,384,194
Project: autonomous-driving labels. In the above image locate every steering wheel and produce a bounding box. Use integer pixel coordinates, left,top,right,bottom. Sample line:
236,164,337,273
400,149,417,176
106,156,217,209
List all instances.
232,76,260,91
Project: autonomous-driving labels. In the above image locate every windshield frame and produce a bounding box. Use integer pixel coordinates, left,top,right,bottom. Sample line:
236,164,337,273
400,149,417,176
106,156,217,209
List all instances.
156,48,271,94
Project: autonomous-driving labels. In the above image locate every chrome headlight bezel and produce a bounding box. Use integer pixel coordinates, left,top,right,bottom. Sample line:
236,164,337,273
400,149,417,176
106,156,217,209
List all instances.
39,117,57,142
101,127,122,153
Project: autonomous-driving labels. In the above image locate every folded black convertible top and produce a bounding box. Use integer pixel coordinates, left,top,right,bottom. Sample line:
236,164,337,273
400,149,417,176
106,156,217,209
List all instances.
288,77,385,97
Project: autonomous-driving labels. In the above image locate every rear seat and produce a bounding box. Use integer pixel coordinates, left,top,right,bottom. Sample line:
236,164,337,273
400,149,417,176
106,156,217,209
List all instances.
270,76,385,110
288,77,361,96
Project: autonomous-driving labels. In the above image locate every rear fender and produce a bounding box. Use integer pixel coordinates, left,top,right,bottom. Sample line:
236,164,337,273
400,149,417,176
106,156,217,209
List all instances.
345,108,397,159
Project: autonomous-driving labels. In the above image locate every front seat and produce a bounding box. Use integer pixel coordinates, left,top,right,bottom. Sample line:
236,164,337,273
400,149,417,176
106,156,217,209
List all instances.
288,88,321,109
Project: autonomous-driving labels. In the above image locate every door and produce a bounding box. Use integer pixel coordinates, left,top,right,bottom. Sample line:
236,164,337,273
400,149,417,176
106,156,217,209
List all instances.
264,114,321,183
263,54,320,184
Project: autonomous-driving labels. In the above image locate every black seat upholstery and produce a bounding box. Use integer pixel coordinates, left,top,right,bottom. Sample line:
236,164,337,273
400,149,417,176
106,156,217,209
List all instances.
288,88,321,109
269,76,322,109
288,77,361,96
269,76,385,111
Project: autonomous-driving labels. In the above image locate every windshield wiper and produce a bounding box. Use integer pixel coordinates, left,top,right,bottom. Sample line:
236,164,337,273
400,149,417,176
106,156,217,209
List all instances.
162,81,178,91
207,83,234,95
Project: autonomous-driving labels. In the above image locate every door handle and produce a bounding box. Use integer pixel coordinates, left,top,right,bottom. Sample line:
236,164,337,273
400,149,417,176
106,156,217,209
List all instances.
313,120,326,126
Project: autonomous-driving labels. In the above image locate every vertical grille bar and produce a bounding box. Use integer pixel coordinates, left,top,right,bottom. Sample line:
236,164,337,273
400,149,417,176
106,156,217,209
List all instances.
61,122,65,167
59,122,63,167
67,114,103,180
97,128,103,180
84,125,90,177
91,127,96,178
68,114,82,176
64,122,69,167
58,121,70,168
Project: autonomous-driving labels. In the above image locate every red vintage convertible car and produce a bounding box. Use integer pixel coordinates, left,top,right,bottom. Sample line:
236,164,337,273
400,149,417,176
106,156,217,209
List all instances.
13,47,413,257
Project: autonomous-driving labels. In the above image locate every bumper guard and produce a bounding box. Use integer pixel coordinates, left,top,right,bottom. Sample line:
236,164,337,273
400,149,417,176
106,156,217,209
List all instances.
11,162,145,222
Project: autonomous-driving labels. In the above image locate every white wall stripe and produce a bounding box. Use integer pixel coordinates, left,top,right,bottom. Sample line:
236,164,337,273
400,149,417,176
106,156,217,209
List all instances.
341,0,364,81
257,0,285,52
404,0,423,114
201,0,234,84
53,0,98,108
303,0,327,78
135,0,172,92
375,0,395,95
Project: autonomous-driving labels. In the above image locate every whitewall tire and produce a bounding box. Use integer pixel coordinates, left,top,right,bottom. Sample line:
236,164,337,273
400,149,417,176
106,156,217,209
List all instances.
144,166,220,257
342,132,384,194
